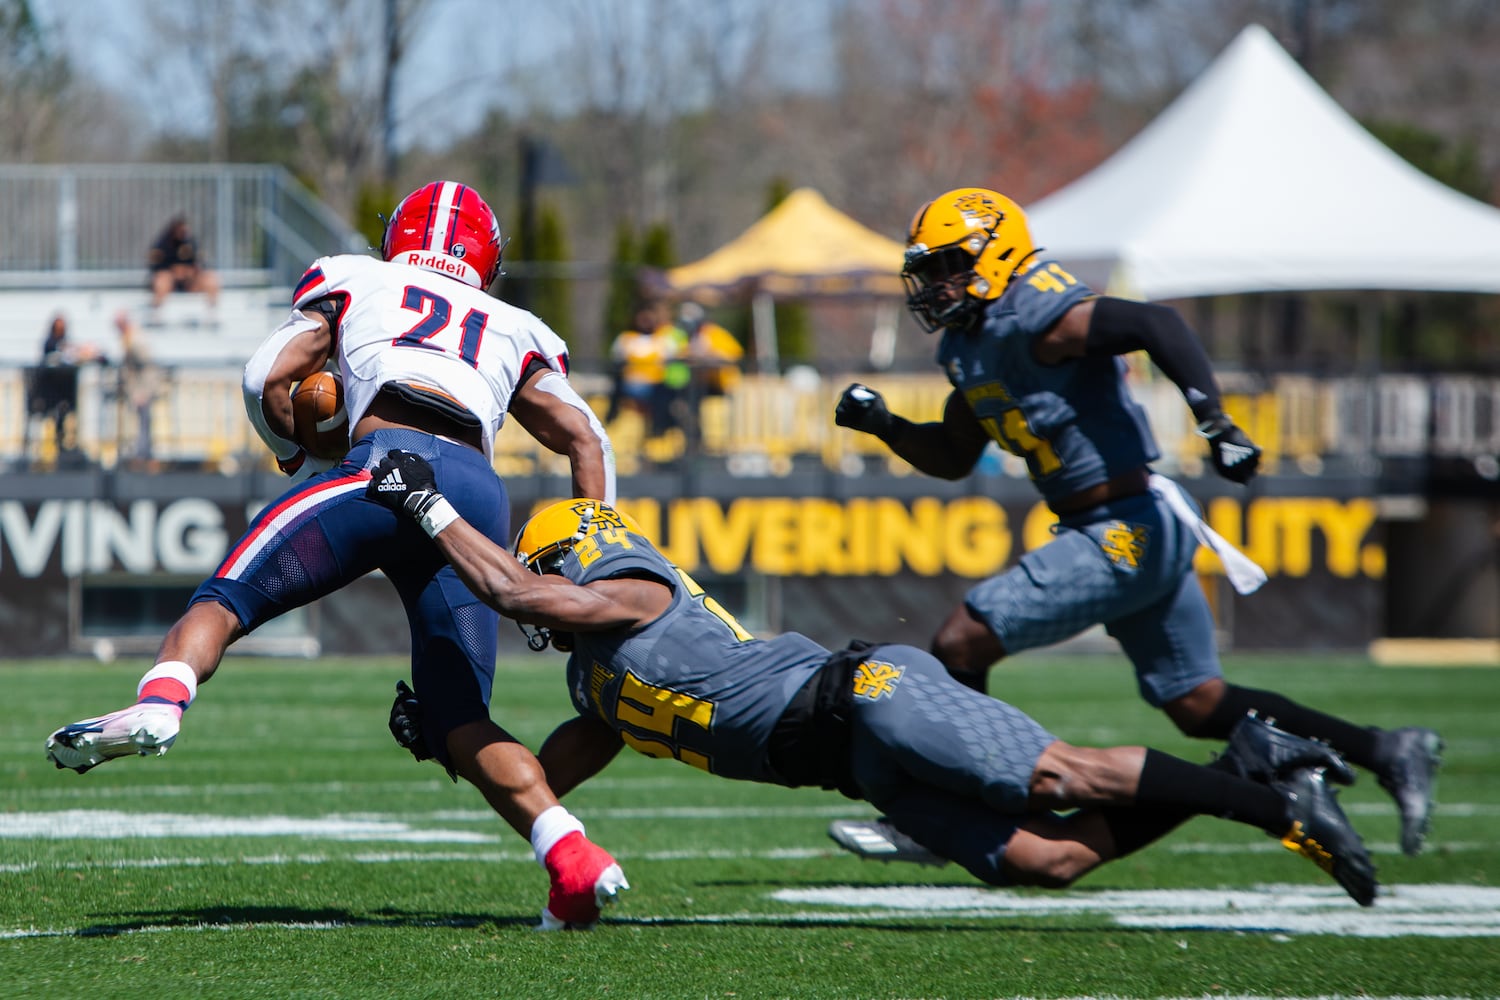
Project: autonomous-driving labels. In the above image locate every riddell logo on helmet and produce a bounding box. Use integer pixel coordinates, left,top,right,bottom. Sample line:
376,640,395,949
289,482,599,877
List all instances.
399,251,473,279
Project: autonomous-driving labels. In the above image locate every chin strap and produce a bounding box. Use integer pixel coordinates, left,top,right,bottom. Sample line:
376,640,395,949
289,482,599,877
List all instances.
572,505,595,542
521,622,551,652
1008,246,1044,283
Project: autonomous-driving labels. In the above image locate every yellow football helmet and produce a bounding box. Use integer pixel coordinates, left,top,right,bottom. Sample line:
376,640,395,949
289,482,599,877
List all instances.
512,498,643,652
902,187,1038,333
513,498,642,574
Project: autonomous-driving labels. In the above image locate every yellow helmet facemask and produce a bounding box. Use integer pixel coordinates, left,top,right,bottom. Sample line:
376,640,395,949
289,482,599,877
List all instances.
511,499,642,651
902,187,1038,333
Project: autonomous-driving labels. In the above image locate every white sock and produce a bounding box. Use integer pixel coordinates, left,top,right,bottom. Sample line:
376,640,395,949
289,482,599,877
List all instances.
529,805,585,867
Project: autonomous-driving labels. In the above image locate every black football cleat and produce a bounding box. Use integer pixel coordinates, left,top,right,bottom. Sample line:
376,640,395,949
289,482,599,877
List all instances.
1221,712,1356,786
1275,767,1377,907
1375,726,1444,857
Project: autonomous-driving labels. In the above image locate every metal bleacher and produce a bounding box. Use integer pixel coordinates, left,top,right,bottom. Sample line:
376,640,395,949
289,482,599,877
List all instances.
0,164,365,468
0,163,361,288
0,163,364,361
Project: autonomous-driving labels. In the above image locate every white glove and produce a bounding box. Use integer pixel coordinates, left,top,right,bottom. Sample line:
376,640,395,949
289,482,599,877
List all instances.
279,450,335,484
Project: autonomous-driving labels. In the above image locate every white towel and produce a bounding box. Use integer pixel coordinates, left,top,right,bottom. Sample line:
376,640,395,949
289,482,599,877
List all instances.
1149,473,1267,596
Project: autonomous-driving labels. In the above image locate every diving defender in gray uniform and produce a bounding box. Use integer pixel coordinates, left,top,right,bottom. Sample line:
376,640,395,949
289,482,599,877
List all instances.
365,451,1378,906
835,187,1441,857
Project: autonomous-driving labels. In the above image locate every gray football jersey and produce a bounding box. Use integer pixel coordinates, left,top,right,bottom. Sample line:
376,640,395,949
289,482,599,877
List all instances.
937,260,1159,504
559,525,829,783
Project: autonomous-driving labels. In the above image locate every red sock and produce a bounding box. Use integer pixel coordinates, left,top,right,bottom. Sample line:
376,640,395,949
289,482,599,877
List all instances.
136,661,197,711
138,678,191,709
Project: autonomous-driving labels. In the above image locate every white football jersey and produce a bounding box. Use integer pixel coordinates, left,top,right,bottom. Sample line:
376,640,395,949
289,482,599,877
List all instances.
292,253,570,459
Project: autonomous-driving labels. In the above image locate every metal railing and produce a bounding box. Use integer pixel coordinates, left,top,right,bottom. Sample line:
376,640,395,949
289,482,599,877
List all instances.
1,367,1495,482
0,164,363,288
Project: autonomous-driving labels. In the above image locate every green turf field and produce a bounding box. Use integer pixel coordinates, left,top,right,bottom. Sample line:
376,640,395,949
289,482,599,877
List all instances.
3,653,1496,999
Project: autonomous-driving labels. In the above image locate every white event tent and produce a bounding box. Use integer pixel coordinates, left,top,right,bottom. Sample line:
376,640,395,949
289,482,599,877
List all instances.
1028,24,1500,300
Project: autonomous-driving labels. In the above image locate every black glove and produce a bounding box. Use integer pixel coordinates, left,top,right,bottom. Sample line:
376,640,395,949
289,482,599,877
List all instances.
389,680,431,761
389,680,457,782
835,383,897,441
366,449,444,519
1196,413,1262,484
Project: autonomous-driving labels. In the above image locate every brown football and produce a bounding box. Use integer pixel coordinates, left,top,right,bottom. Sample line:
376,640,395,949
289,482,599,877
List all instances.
291,370,349,460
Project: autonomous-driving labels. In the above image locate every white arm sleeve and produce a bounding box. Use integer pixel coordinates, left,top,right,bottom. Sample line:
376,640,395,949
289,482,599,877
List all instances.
532,370,616,506
242,309,322,462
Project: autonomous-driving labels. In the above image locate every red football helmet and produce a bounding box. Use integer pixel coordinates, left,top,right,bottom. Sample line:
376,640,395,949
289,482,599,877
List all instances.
381,181,503,289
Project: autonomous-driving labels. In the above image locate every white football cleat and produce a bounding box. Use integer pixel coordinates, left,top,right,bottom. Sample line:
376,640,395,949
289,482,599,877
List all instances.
829,818,949,867
45,703,183,774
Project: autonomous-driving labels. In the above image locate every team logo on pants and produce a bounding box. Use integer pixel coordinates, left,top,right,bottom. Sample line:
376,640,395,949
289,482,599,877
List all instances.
852,660,904,701
1100,521,1150,570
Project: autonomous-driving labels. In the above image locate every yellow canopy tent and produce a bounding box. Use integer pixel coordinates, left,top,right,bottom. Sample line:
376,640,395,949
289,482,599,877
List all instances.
654,188,907,370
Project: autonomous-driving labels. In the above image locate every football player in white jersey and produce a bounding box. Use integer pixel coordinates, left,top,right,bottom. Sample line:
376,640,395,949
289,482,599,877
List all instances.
45,181,626,929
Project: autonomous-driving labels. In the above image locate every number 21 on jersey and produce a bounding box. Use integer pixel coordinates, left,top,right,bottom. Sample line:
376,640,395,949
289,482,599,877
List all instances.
393,285,489,367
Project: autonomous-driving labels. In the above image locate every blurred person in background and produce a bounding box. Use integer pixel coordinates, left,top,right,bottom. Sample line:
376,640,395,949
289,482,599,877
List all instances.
147,214,221,312
47,181,624,930
678,300,743,397
40,312,101,367
39,312,70,365
363,469,1379,907
26,313,98,463
114,310,164,471
666,301,743,448
606,300,682,435
835,186,1442,856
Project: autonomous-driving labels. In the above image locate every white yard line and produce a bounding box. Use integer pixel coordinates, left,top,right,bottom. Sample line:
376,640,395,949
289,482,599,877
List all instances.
17,774,707,799
4,884,1498,941
0,824,1490,877
771,884,1500,939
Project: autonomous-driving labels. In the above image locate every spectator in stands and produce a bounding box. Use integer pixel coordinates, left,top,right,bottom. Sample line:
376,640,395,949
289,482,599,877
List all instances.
606,301,682,435
40,313,70,366
115,311,163,471
678,301,744,398
660,311,693,417
147,215,220,311
27,313,98,463
666,301,743,450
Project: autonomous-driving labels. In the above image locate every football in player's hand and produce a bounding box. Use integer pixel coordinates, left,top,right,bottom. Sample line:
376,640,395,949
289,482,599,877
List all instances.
292,370,349,460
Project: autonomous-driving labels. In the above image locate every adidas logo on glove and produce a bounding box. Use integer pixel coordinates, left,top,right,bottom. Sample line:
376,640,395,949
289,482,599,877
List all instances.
1220,443,1257,466
376,469,407,492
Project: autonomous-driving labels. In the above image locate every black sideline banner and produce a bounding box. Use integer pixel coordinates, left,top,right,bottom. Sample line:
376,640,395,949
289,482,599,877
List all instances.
0,474,1390,656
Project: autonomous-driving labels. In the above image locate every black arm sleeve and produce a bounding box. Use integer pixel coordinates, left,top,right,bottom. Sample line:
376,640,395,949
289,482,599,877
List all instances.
1084,296,1223,421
